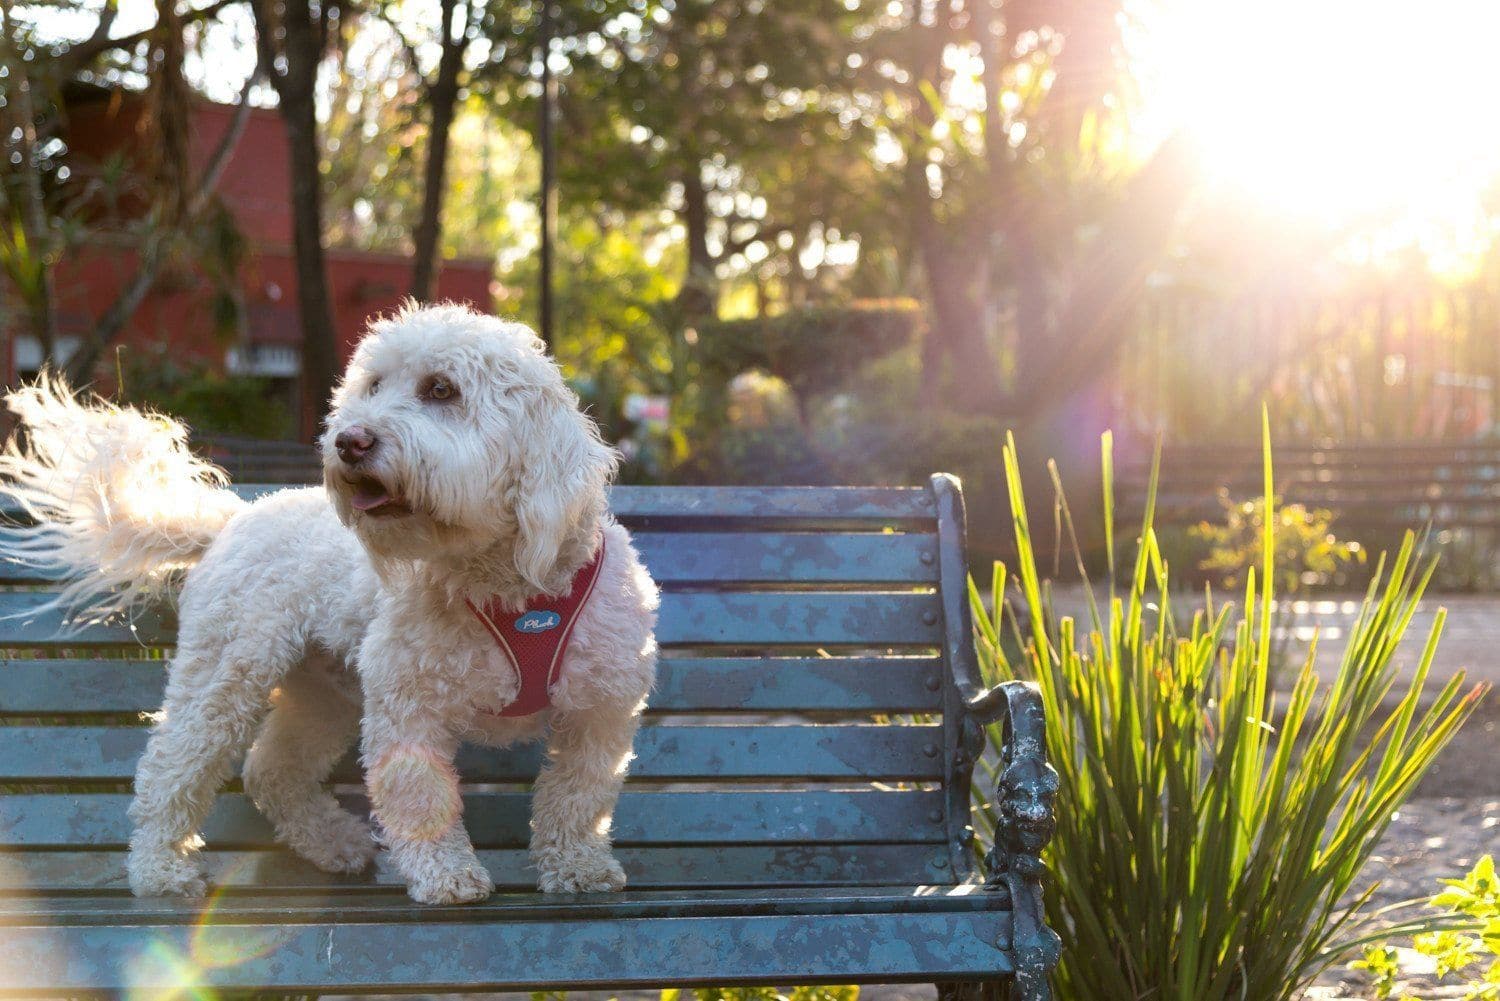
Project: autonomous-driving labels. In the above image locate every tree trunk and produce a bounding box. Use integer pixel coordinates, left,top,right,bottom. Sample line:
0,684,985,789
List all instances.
905,156,1005,412
1010,224,1054,398
64,69,257,384
410,0,467,302
921,239,1006,412
255,0,339,440
898,8,1005,413
674,164,717,326
284,91,339,440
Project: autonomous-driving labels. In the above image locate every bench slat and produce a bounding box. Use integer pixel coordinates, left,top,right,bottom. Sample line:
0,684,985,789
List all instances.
634,531,937,583
0,656,944,716
1,484,937,526
0,530,941,586
0,723,946,783
0,909,1012,991
0,590,944,648
0,844,950,894
543,485,937,524
1,884,988,920
0,790,948,848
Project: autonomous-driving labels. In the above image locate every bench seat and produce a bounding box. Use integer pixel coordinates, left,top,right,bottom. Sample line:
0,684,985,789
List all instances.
0,479,1059,998
0,890,1012,993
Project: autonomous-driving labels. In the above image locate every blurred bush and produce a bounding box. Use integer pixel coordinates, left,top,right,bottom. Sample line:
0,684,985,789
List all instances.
670,313,1025,556
120,350,294,439
1193,491,1365,592
693,300,921,400
1354,854,1499,999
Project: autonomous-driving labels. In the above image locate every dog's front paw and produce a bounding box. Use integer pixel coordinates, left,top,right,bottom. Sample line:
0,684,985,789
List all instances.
535,845,628,893
407,860,495,905
289,811,378,875
127,849,208,898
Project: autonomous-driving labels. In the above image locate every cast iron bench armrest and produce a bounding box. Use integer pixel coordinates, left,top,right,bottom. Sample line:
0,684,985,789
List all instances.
930,474,1061,1001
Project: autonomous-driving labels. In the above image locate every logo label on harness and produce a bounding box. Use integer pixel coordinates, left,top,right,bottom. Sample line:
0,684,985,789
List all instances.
514,610,562,633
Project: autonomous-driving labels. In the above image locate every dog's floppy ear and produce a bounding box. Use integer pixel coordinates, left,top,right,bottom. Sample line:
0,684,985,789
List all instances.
510,383,619,594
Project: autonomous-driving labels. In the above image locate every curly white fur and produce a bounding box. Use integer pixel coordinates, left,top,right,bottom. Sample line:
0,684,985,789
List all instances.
1,303,659,904
0,374,245,624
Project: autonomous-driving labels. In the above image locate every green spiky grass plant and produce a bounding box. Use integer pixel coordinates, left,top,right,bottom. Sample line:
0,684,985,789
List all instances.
969,418,1486,1001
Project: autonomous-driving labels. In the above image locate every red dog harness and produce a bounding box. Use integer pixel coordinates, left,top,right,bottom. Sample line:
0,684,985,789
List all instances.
466,536,607,717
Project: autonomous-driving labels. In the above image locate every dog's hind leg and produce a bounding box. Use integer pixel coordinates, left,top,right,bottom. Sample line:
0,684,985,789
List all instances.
529,702,640,893
126,651,281,897
243,659,375,875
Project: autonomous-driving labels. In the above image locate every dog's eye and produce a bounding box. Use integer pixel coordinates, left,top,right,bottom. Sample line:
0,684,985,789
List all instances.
368,378,381,396
421,377,458,403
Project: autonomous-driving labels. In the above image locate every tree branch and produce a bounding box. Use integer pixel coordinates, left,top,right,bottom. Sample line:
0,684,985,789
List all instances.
188,69,258,214
718,222,792,262
65,67,260,382
59,0,240,73
80,0,120,55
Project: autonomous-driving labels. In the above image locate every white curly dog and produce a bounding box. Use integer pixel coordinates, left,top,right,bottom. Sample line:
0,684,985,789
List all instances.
0,303,659,904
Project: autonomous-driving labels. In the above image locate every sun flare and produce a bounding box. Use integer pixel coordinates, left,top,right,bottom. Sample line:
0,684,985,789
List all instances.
1134,0,1500,274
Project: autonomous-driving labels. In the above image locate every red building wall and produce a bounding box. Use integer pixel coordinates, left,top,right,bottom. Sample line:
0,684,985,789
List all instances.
20,89,493,422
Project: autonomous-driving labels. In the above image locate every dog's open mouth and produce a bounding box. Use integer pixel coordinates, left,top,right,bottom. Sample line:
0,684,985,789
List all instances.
347,477,413,518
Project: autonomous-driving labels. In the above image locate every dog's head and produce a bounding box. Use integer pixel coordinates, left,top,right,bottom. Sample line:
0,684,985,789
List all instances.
322,302,618,594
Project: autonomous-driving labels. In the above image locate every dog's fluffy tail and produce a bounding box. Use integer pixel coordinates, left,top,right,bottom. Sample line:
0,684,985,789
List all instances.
0,374,247,624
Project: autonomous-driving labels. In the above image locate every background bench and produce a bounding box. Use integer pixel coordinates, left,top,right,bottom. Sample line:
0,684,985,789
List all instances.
0,476,1060,999
1120,440,1500,538
195,433,324,483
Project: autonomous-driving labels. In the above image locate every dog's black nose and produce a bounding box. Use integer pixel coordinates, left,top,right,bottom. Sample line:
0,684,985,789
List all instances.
335,426,376,465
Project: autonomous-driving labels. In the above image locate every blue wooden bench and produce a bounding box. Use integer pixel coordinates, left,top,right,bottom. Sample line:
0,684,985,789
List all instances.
0,476,1060,999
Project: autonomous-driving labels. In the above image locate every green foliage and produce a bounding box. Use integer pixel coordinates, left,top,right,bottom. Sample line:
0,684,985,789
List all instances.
512,213,682,418
119,352,294,440
520,0,874,274
968,422,1484,1000
0,216,47,308
1191,492,1368,681
1193,491,1366,593
1356,855,1500,1000
503,210,686,483
667,332,1012,531
1351,944,1405,993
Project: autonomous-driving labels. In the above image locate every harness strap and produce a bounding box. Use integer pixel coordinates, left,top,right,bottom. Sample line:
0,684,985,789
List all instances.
466,535,607,717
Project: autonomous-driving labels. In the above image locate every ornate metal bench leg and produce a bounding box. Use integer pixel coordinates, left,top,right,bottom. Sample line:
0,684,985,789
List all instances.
1009,966,1049,1001
986,682,1062,1001
936,979,1000,1001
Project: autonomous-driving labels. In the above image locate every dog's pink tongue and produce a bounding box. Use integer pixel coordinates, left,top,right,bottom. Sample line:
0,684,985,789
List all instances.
351,485,393,511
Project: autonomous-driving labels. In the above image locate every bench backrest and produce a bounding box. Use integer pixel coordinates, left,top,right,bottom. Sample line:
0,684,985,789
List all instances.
0,479,983,894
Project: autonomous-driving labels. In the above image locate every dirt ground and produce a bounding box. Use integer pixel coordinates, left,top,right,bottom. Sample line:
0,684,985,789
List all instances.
1416,686,1499,797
